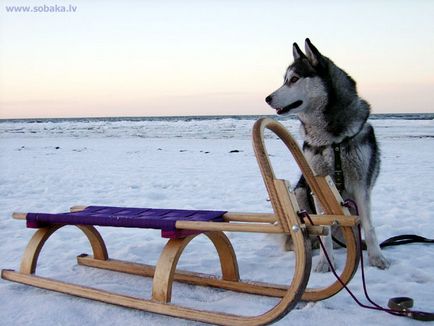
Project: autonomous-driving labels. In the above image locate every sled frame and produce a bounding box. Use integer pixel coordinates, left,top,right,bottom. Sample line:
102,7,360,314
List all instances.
1,118,360,325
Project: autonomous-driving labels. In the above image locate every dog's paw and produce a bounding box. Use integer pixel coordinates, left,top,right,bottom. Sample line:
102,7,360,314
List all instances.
369,254,390,269
314,257,335,273
284,236,295,251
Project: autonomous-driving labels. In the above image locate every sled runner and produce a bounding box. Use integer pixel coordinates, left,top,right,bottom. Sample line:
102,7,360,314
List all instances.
1,118,360,325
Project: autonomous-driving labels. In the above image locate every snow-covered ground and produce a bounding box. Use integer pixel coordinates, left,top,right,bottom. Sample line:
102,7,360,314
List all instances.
0,117,433,325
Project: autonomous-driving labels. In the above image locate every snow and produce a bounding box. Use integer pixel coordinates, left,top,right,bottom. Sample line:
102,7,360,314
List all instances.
0,117,433,325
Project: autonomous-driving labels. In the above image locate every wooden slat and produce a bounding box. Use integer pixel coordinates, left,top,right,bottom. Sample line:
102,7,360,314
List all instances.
224,211,359,226
304,214,359,226
223,212,276,223
70,205,88,212
12,212,26,220
1,269,311,325
0,270,246,325
175,221,327,236
176,221,284,233
77,255,287,297
274,179,302,230
77,255,346,301
313,176,350,215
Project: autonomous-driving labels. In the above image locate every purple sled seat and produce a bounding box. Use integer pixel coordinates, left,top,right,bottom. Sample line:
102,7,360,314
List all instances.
26,206,227,239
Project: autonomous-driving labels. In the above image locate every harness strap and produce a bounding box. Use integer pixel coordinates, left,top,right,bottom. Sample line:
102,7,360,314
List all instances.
332,142,345,192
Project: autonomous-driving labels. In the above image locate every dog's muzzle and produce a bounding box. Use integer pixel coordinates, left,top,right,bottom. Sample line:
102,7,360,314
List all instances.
265,96,303,115
276,100,303,115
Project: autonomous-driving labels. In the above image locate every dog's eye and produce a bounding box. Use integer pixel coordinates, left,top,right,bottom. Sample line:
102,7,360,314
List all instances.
290,76,299,83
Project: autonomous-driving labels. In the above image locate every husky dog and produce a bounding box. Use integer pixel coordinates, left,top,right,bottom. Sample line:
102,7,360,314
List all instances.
265,39,390,271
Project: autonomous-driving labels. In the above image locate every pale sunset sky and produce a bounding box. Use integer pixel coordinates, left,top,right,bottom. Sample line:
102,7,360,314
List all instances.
0,0,433,119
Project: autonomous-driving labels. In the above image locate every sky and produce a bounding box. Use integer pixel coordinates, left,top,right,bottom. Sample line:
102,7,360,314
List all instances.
0,0,433,119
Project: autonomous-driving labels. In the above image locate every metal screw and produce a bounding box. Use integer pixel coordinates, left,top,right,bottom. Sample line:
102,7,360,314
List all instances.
292,225,300,232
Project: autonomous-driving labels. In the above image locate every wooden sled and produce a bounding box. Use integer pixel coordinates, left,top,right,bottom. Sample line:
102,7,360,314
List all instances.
1,118,360,325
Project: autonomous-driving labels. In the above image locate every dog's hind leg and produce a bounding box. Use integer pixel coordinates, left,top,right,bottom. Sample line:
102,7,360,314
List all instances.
354,188,390,269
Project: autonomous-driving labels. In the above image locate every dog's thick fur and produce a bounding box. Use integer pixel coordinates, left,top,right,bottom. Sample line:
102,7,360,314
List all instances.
265,39,390,271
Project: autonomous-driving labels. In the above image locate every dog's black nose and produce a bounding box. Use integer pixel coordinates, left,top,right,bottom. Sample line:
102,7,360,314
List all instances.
265,95,272,104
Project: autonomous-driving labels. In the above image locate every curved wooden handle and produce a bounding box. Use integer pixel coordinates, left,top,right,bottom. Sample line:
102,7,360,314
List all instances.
253,118,361,302
252,118,346,216
252,117,316,188
252,118,315,229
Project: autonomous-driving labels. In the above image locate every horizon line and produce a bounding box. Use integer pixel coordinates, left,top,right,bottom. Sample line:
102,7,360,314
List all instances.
1,112,433,122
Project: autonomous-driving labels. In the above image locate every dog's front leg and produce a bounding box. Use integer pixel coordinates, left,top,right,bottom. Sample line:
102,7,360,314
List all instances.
313,196,335,272
354,189,390,269
286,177,314,251
314,226,334,272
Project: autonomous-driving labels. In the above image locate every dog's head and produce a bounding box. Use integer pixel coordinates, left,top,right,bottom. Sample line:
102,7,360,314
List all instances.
265,39,329,116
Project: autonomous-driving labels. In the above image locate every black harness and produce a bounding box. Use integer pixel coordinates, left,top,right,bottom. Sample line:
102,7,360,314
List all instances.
332,142,345,193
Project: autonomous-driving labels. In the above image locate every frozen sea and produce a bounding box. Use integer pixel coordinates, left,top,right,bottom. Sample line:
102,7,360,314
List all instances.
0,114,433,325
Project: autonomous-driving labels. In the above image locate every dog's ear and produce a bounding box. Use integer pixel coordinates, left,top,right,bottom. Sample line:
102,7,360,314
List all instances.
304,38,322,67
292,42,305,61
